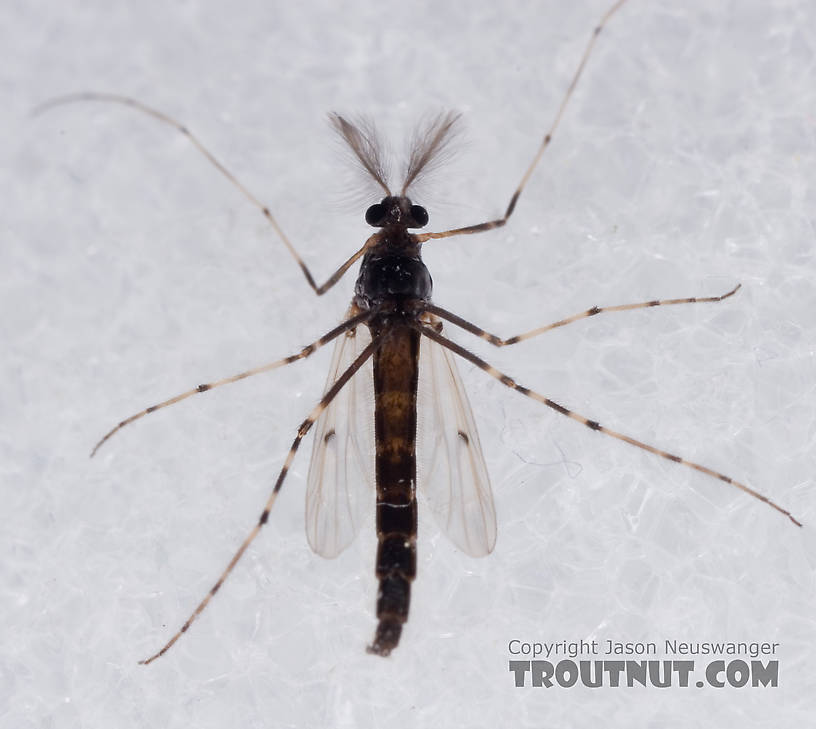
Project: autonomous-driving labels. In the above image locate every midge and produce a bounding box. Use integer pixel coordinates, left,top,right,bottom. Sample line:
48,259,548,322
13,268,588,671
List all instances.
39,0,800,661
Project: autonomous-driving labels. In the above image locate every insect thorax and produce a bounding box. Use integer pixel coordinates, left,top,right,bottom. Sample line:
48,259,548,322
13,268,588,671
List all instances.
354,235,433,309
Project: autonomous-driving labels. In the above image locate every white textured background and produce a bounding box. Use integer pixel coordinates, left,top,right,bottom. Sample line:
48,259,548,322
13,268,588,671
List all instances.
2,0,815,726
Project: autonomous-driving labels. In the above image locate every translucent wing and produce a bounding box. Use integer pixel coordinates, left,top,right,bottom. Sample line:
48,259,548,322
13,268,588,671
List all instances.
417,323,497,557
306,319,375,558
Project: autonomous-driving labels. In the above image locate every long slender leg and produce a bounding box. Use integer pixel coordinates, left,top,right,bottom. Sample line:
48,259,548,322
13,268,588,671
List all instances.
416,0,629,245
413,322,802,528
139,334,380,665
32,92,364,296
92,308,375,456
423,284,741,347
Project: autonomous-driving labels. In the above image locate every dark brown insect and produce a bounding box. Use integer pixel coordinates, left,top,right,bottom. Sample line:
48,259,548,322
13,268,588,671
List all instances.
36,0,800,662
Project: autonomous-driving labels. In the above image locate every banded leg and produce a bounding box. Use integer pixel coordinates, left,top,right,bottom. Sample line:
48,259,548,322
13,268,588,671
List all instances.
416,0,629,245
423,284,741,347
91,308,375,456
139,334,381,665
414,322,802,528
32,92,365,296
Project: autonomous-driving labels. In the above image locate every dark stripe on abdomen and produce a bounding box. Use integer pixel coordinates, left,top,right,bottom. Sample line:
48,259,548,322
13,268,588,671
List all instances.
367,323,419,656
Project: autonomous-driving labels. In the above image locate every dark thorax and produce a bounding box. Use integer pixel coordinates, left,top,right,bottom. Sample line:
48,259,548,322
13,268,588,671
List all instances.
354,196,433,313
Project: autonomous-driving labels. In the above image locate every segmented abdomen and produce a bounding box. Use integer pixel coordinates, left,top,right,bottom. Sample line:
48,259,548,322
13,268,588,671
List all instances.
368,322,419,656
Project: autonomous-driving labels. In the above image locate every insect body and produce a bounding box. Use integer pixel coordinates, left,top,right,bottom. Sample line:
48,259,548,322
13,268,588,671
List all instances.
355,220,428,654
303,140,495,654
348,191,492,654
36,0,801,663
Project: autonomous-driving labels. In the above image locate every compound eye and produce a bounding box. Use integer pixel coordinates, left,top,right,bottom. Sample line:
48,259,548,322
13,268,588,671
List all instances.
410,205,428,227
365,203,385,227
